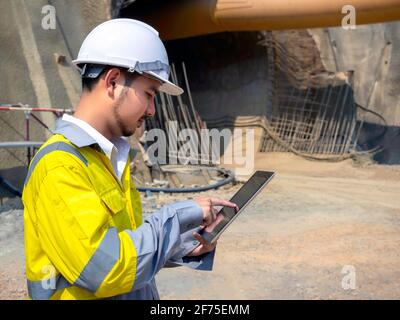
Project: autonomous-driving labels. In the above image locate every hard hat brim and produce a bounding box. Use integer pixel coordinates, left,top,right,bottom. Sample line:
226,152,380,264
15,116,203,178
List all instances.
145,71,184,96
72,61,184,96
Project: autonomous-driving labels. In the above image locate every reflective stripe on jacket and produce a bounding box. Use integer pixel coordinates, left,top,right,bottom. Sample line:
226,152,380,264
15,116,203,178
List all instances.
22,119,214,300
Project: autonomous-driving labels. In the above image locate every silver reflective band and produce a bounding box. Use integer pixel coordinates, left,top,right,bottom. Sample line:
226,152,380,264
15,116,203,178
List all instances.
135,60,170,75
54,119,98,147
27,274,71,300
24,142,88,186
74,227,120,293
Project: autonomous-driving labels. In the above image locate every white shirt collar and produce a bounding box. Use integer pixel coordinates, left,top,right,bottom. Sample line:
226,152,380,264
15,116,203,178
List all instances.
62,114,115,158
61,114,130,180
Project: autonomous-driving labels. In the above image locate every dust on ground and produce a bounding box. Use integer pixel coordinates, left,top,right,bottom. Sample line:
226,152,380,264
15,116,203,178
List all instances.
1,153,399,299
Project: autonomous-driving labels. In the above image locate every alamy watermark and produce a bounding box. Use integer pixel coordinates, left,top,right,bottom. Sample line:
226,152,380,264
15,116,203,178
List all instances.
41,265,56,290
342,5,356,30
341,265,356,290
145,122,255,175
41,5,56,30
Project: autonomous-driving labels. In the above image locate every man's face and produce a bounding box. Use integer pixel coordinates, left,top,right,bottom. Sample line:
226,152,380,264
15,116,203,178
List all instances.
112,74,160,137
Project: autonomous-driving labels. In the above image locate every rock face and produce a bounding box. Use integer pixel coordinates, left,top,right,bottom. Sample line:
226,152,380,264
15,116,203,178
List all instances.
0,0,111,175
310,22,400,163
310,22,400,127
163,27,399,163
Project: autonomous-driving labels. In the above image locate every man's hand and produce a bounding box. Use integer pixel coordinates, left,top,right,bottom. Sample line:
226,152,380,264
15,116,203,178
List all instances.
187,231,217,257
194,197,238,226
187,197,238,257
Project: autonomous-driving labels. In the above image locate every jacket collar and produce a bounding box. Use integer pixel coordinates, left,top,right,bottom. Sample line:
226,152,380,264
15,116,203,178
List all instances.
54,118,98,148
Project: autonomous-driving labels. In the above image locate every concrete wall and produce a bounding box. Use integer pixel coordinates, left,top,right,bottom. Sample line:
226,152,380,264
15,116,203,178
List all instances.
0,0,111,194
310,22,400,126
310,22,400,163
0,0,110,161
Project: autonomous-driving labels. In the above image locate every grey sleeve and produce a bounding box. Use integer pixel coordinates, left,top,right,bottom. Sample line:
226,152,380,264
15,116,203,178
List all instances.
125,200,203,291
164,226,216,271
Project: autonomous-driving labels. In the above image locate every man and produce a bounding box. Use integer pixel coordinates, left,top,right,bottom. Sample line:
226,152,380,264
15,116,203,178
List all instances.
22,19,237,300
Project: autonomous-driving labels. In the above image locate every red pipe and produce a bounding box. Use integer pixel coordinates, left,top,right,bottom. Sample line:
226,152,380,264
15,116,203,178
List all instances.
0,104,73,114
25,112,31,165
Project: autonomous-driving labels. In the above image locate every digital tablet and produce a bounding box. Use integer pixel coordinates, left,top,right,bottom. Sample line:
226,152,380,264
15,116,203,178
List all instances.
199,170,275,244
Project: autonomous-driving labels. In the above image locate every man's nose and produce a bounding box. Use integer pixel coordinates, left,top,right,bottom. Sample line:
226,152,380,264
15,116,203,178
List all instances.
147,98,156,117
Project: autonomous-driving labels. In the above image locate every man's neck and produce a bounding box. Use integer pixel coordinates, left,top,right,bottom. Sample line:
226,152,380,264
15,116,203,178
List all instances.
74,99,115,141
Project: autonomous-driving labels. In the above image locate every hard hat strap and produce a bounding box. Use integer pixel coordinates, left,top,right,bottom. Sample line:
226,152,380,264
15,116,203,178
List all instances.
78,60,170,79
80,64,106,79
134,60,170,75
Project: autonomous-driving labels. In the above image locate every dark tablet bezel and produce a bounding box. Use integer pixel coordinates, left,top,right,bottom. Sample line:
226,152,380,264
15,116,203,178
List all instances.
199,170,275,244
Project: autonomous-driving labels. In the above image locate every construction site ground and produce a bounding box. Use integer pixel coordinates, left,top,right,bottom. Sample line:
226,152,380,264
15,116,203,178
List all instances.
1,153,399,300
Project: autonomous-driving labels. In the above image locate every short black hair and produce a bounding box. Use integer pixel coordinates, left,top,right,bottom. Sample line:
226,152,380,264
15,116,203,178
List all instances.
81,65,139,92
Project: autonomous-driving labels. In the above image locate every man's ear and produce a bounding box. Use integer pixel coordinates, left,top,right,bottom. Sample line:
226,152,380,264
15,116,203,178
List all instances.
104,68,121,98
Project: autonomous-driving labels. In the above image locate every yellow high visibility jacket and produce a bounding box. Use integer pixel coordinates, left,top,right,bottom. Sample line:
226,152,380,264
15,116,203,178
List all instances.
22,119,214,300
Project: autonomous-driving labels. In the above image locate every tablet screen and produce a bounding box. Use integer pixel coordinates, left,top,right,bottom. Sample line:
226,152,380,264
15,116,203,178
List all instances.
200,171,275,243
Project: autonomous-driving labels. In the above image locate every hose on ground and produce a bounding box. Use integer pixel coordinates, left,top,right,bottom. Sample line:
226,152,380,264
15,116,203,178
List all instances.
0,175,22,197
136,171,234,193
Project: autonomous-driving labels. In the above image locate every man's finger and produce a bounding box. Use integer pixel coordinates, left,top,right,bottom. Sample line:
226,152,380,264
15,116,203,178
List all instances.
193,232,207,246
211,207,218,220
194,232,217,250
208,198,212,211
209,198,238,211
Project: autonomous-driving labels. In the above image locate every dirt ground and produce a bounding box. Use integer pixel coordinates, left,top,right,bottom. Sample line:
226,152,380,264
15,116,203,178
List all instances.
1,153,399,299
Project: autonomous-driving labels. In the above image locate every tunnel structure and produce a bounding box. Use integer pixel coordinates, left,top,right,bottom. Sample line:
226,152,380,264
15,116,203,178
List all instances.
1,0,400,199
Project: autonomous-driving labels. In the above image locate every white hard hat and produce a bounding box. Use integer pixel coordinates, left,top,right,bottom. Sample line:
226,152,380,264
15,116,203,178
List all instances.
72,18,183,96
